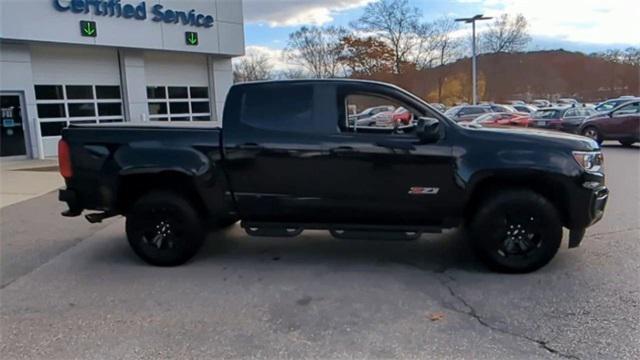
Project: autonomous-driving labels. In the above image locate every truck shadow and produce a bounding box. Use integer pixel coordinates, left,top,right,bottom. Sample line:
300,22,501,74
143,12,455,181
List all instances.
191,225,488,274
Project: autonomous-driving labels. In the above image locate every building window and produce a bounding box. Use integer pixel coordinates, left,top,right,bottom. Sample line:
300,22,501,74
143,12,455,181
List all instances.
147,86,212,121
35,84,124,137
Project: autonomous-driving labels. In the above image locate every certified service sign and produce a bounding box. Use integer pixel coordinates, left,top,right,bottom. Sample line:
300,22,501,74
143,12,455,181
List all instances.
53,0,215,28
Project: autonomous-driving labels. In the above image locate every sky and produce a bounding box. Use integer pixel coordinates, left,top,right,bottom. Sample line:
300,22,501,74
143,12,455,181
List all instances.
239,0,640,71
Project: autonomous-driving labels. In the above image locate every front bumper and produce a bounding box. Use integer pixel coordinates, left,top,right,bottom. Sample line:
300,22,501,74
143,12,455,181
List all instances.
568,181,608,248
587,184,609,225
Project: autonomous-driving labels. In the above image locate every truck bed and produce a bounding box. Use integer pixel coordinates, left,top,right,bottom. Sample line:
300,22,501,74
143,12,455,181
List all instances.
61,123,225,215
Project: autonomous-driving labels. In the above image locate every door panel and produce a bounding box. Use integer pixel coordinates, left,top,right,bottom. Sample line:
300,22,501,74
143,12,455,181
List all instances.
323,132,457,225
222,82,335,222
328,84,458,226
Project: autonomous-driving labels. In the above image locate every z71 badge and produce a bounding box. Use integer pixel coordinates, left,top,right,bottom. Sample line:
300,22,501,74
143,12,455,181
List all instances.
408,187,440,195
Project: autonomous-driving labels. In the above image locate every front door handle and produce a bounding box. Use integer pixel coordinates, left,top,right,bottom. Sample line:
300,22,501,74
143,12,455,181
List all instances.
330,146,354,154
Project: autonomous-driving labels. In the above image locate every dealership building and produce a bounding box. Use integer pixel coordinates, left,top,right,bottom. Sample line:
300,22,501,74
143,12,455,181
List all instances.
0,0,244,158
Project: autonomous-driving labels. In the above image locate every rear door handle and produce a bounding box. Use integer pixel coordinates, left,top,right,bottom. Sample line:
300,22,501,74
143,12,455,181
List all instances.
330,146,354,154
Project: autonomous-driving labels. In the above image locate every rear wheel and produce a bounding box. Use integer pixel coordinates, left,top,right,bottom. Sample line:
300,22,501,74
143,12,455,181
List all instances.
126,191,205,266
582,126,602,144
468,190,562,273
619,140,636,147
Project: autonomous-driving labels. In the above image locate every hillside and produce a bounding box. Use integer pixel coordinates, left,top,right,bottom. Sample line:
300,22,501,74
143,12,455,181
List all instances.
356,50,640,104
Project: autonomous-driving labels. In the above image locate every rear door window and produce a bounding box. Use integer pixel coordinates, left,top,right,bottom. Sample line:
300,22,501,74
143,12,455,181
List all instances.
241,84,314,132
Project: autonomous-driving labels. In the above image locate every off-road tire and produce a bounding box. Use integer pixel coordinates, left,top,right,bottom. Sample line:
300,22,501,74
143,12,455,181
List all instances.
126,191,205,266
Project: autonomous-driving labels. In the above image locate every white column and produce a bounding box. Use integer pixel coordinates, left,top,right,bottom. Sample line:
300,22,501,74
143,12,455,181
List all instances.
208,57,233,125
118,50,148,123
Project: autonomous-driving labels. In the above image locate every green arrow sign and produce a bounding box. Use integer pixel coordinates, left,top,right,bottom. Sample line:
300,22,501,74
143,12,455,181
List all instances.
80,21,97,37
185,32,199,46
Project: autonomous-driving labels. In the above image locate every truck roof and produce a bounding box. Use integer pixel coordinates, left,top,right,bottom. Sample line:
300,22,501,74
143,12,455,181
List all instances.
231,78,400,89
68,121,220,130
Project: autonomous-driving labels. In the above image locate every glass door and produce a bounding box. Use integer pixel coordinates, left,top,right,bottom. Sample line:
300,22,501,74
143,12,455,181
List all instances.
1,93,27,157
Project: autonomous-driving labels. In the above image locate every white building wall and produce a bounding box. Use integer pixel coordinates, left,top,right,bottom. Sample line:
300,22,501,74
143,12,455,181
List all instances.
0,0,243,158
0,42,38,157
0,0,244,56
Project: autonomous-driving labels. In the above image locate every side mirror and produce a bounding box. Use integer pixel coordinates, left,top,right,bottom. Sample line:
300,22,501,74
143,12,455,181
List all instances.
416,117,440,143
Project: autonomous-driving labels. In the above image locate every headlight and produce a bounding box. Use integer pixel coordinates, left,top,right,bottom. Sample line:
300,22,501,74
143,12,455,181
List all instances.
572,151,604,172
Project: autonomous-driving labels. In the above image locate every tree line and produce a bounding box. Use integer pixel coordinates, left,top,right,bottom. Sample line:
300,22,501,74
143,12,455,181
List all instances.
234,0,533,81
233,0,639,103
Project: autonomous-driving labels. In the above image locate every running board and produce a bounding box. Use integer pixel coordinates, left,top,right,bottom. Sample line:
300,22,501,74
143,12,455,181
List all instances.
330,228,422,241
241,221,441,240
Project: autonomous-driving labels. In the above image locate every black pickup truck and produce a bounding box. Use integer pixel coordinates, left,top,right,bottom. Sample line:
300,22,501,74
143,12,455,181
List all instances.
59,80,609,272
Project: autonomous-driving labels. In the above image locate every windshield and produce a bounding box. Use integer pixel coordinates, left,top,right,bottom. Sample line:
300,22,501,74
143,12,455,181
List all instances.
533,110,560,119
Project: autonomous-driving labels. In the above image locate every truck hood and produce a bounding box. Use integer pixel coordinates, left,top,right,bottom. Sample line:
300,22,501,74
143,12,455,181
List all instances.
466,125,600,151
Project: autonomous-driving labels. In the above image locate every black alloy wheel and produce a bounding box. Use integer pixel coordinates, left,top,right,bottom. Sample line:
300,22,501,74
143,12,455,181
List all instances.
469,190,563,273
126,191,205,266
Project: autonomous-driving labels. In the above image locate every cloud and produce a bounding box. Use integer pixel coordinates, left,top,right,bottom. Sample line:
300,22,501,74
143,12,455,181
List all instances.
480,0,640,45
242,0,374,27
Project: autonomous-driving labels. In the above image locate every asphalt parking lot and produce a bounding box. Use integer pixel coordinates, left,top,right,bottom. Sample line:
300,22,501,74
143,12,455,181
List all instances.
1,143,638,360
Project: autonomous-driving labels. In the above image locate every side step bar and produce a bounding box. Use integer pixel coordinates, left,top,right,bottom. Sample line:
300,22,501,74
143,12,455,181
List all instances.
241,221,441,241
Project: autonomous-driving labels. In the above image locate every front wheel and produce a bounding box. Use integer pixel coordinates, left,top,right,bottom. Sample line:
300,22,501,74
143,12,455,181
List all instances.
582,126,602,144
468,190,563,273
126,191,205,266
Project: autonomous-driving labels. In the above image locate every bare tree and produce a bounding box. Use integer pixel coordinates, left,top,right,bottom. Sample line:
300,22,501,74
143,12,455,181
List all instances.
352,0,421,74
412,22,440,70
412,17,462,70
623,47,640,66
285,25,348,78
482,14,531,53
233,52,273,83
277,67,308,80
432,17,462,66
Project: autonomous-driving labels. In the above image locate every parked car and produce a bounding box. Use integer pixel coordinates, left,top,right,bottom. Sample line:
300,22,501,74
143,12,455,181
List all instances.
360,106,413,127
429,103,447,112
349,105,395,125
531,99,551,108
594,97,640,113
557,98,579,106
59,79,608,273
471,112,533,127
444,105,492,122
579,100,640,146
531,107,597,133
489,104,517,113
512,104,538,114
507,100,526,105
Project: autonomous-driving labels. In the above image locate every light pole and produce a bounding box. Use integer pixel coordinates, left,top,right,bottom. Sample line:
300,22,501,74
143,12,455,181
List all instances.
455,14,492,105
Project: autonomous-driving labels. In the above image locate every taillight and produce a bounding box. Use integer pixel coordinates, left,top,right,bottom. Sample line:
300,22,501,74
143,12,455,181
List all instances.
58,139,73,178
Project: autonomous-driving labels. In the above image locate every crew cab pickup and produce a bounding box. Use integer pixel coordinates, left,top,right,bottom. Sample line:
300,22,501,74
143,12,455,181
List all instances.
59,80,609,273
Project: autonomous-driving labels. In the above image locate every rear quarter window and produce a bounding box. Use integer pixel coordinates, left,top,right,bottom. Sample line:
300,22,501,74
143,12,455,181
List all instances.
240,84,314,132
